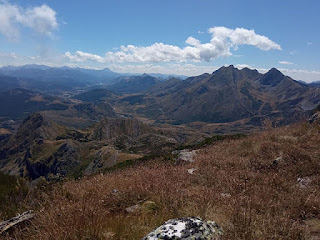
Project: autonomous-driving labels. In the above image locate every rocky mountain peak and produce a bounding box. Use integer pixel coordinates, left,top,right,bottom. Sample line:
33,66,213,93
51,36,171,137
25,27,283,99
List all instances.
260,68,285,86
267,67,284,76
213,65,238,74
141,73,151,77
14,112,65,143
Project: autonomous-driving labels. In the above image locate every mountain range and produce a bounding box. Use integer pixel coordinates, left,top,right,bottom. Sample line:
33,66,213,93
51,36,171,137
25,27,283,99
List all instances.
0,65,186,95
1,64,320,180
107,66,320,127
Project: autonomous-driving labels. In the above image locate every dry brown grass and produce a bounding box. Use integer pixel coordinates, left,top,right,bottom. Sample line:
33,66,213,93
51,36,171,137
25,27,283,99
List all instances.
3,122,320,239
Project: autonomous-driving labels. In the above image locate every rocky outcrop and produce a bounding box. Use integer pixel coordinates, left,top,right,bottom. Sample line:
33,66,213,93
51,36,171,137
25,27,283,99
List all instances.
0,114,181,180
24,141,81,180
173,149,198,164
85,146,118,174
142,217,223,239
89,118,180,154
308,112,320,124
89,117,152,141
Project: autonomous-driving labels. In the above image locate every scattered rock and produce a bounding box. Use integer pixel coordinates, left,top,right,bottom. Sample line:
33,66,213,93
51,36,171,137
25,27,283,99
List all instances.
102,231,115,238
220,193,231,198
272,155,282,166
111,188,118,195
125,204,141,213
187,168,197,174
297,177,311,188
175,149,197,164
126,201,158,214
142,217,223,240
308,112,320,124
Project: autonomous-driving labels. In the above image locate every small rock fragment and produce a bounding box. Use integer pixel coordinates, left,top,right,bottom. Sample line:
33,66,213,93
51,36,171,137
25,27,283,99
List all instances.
297,177,311,188
125,204,141,213
187,168,197,174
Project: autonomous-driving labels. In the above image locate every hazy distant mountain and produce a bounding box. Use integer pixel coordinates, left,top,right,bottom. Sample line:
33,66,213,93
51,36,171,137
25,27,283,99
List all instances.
147,73,188,80
0,65,187,94
73,89,116,102
0,87,119,131
0,65,121,94
308,81,320,88
106,74,161,94
0,75,22,92
66,67,121,80
0,88,68,121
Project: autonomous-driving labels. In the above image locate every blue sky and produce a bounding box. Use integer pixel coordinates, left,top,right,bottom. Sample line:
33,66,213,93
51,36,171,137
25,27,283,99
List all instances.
0,0,319,82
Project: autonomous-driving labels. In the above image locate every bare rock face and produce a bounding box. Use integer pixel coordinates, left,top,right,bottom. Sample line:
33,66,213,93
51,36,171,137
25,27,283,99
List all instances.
175,149,197,164
85,146,118,174
25,140,81,180
142,217,223,240
89,117,152,141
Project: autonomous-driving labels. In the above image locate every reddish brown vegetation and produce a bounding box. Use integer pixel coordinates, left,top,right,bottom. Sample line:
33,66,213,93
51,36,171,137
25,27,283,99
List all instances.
3,122,320,239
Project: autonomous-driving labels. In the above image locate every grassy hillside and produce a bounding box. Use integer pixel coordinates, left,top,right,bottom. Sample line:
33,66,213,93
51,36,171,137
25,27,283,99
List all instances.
2,121,320,239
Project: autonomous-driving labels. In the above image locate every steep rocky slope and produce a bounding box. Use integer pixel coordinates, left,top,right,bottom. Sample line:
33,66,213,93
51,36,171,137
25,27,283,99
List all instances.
0,113,180,180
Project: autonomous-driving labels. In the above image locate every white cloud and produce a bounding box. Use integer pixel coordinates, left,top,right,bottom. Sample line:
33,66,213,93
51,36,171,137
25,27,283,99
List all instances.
0,1,58,41
65,26,281,64
279,61,293,65
65,51,105,63
235,64,252,69
0,51,66,67
278,68,320,83
208,27,281,51
289,50,297,55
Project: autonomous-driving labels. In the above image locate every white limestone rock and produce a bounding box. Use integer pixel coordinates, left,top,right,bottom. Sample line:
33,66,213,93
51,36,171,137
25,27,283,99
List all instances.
142,217,223,240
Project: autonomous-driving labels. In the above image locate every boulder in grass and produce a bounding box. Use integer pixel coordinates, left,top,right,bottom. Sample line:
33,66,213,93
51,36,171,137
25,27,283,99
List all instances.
142,217,223,240
175,149,197,164
308,112,320,124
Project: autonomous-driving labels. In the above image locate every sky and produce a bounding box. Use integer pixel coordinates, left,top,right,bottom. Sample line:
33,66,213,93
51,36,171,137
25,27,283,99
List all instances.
0,0,319,82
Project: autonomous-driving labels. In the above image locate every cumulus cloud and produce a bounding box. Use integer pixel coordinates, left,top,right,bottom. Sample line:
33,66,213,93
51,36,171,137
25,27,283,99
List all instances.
65,26,281,63
0,1,58,41
279,61,293,65
65,51,105,63
208,27,281,51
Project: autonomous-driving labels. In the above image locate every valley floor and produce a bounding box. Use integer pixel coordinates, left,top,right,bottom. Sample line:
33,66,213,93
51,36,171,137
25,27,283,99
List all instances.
1,121,320,239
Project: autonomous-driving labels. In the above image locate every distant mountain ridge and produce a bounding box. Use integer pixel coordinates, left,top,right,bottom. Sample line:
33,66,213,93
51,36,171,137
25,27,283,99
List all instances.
115,65,320,125
106,74,161,94
0,65,188,94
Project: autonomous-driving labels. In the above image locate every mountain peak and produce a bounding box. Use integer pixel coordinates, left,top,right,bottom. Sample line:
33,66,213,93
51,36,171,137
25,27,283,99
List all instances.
213,65,238,74
141,73,151,77
260,68,285,86
267,68,283,76
102,67,113,72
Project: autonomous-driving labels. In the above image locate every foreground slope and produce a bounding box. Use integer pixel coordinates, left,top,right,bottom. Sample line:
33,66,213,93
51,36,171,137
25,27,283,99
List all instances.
3,121,320,239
